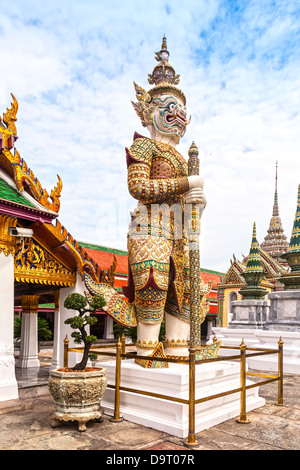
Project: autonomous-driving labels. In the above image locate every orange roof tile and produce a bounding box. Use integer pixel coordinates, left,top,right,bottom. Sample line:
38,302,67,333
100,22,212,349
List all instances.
83,247,128,275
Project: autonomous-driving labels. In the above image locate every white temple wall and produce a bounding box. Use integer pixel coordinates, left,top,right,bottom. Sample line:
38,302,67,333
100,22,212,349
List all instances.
51,273,86,370
0,251,18,401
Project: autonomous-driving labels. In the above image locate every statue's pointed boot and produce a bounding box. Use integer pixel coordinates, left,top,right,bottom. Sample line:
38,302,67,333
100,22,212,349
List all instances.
135,342,169,368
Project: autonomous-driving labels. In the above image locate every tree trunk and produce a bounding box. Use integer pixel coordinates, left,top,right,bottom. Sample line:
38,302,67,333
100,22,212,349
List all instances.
73,326,91,371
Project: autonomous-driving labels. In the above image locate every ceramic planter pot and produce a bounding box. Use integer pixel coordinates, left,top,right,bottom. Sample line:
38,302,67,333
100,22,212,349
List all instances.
48,367,107,431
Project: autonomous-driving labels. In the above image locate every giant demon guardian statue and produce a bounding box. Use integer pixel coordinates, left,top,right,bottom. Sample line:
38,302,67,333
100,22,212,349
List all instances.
85,37,219,367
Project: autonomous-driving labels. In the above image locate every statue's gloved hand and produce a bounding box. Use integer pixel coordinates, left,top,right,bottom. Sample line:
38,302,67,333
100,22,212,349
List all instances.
185,176,207,206
187,175,204,189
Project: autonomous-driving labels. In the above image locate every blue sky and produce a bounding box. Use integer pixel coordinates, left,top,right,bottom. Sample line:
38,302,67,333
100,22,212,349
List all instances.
1,0,300,272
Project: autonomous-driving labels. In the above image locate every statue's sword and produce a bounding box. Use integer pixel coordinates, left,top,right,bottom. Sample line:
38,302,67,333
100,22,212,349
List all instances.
187,142,202,348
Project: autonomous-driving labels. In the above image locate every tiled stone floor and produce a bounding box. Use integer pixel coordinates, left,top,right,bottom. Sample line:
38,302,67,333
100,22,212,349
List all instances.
1,348,298,451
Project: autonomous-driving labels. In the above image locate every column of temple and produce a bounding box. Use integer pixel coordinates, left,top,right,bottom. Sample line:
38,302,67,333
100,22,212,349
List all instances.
0,215,18,400
16,294,40,368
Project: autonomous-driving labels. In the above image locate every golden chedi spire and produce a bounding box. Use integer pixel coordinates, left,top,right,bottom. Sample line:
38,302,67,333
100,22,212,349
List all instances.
280,184,300,289
239,222,268,299
245,222,264,274
260,162,289,265
288,183,300,255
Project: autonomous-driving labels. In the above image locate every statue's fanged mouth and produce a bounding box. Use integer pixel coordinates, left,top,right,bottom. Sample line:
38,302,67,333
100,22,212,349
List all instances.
166,112,186,124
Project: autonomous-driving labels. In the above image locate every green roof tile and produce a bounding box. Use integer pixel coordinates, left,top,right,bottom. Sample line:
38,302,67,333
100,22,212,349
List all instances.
288,184,300,253
0,177,35,208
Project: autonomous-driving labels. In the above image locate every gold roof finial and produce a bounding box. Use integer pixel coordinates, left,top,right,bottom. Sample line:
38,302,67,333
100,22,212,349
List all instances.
147,36,185,103
2,93,18,137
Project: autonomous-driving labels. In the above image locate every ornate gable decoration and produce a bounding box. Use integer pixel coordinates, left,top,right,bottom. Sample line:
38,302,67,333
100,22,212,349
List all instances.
46,219,117,286
14,238,76,287
0,94,62,214
257,247,287,277
221,260,246,286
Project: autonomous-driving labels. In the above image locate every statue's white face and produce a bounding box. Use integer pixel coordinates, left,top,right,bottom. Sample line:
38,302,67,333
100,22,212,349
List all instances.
151,94,190,141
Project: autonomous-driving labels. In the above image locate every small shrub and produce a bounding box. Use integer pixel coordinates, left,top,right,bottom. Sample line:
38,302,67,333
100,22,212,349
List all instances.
64,293,106,370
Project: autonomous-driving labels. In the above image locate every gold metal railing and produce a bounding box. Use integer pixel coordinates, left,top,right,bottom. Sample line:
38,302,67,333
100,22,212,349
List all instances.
63,334,284,446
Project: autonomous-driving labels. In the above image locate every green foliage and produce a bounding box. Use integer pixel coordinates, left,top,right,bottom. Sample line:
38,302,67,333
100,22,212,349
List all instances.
71,331,82,344
89,352,99,362
85,334,98,344
113,323,137,342
14,317,21,340
113,320,166,343
65,316,84,328
38,317,53,341
86,316,98,326
14,316,52,342
64,293,107,371
63,293,87,311
89,295,106,310
159,320,166,341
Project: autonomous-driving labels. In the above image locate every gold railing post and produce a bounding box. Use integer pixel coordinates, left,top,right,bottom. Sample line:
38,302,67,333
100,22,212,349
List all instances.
121,332,126,360
277,337,284,406
236,338,250,424
186,346,198,446
63,335,69,368
110,336,124,422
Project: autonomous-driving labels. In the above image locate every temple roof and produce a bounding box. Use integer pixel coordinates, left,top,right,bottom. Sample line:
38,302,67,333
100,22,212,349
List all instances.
0,94,115,304
0,95,62,216
0,175,35,208
219,244,287,289
260,162,289,264
79,242,128,275
0,169,58,224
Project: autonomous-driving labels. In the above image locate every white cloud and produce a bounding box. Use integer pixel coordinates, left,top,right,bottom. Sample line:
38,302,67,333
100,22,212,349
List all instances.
1,0,300,273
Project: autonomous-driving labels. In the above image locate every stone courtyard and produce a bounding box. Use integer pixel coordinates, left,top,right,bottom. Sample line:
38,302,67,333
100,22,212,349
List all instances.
0,349,299,451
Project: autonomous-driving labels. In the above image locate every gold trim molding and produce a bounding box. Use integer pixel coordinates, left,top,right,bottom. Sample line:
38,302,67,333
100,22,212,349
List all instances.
0,215,17,256
136,339,159,349
14,238,76,287
46,219,117,286
164,338,188,348
21,294,39,313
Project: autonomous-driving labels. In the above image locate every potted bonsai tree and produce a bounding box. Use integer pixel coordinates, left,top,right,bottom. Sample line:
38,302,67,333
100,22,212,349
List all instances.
63,292,105,370
48,293,108,432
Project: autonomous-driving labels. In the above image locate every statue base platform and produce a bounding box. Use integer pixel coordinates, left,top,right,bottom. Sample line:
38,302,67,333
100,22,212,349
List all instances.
96,359,265,438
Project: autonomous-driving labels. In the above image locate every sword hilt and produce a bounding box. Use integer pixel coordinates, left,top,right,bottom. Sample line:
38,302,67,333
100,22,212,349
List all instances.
188,141,199,177
187,142,200,239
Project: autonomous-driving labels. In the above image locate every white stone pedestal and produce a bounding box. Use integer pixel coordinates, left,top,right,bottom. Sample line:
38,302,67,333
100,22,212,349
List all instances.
211,327,258,353
211,327,300,374
230,299,269,329
267,290,300,331
96,359,265,438
247,330,300,374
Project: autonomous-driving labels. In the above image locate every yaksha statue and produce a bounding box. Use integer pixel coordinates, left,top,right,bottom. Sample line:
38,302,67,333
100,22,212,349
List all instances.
85,37,214,367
